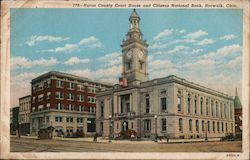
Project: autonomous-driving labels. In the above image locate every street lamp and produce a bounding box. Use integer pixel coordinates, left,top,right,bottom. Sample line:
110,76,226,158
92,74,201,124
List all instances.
154,115,157,142
109,115,112,143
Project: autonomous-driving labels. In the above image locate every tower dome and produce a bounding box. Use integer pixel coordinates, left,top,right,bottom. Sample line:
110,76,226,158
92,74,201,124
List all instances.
234,88,242,109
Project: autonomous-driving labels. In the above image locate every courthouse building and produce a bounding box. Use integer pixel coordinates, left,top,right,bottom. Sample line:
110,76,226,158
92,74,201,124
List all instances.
30,71,111,137
19,95,31,135
96,9,235,139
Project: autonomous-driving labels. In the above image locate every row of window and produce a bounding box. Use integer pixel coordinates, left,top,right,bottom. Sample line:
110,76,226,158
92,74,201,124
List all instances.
55,116,83,123
179,118,233,133
55,92,84,101
143,118,233,134
144,92,233,120
32,80,51,91
33,92,95,103
177,92,234,119
56,80,98,93
56,103,96,113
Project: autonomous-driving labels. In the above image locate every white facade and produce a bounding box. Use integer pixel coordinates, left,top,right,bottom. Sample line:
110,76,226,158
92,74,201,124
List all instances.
96,9,235,139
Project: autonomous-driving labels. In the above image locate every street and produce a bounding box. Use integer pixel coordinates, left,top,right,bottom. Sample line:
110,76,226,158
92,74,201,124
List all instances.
10,137,242,152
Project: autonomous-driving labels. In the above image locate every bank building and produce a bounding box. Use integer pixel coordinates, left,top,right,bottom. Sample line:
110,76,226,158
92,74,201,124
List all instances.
96,9,235,140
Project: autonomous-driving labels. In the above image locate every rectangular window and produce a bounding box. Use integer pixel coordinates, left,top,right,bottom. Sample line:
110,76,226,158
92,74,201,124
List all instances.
77,95,84,102
77,84,84,91
202,121,204,132
145,94,150,113
179,118,183,132
194,97,197,114
47,92,51,100
196,120,199,132
161,118,167,131
68,104,74,111
66,117,73,123
144,119,151,131
56,80,64,88
67,93,74,100
161,97,167,111
208,121,210,132
77,117,83,123
57,103,64,110
55,92,64,99
187,94,191,114
78,105,84,112
177,96,182,112
217,122,220,132
68,82,75,89
55,117,62,122
189,119,192,132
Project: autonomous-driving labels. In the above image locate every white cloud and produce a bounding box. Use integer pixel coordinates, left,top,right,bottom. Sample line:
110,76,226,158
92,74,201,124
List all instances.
78,36,102,48
191,49,203,54
197,38,215,45
184,30,208,39
174,38,196,44
179,29,186,33
11,56,57,69
39,36,102,53
64,57,91,65
182,59,215,68
216,44,241,56
226,56,242,68
98,52,122,67
153,29,173,41
149,43,168,49
220,34,236,40
166,45,189,54
55,44,79,53
68,69,93,79
25,35,69,46
201,44,242,59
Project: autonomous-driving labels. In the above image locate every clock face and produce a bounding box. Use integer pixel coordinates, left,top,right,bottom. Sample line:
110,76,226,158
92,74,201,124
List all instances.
138,50,144,60
126,50,132,59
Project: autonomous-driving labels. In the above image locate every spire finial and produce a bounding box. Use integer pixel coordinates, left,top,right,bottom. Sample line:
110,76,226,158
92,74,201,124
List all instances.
236,88,238,96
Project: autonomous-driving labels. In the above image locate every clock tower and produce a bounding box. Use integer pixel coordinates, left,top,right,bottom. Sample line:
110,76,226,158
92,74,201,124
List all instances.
121,9,148,85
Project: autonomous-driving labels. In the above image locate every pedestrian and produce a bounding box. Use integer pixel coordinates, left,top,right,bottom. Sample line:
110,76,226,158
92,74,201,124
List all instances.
93,133,98,142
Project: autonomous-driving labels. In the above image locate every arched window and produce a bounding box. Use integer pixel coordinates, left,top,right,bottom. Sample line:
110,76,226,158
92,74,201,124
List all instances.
217,122,220,132
202,120,205,132
179,118,183,133
177,91,182,112
208,121,210,132
145,94,150,113
187,94,191,114
189,119,193,132
216,101,218,117
200,97,203,115
206,98,209,116
222,122,224,132
212,121,215,132
211,100,214,117
220,103,223,118
194,96,197,115
224,104,227,118
196,120,199,132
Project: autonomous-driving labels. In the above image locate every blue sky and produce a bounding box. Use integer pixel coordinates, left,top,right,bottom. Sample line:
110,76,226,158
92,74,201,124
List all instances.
10,9,242,107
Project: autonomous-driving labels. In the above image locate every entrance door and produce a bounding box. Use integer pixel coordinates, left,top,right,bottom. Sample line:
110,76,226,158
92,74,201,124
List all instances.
122,121,129,131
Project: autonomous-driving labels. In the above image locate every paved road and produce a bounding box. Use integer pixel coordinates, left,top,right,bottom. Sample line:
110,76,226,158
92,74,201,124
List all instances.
10,137,242,152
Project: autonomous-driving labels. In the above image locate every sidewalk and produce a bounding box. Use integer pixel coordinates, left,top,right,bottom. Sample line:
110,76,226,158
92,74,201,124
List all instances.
11,135,221,144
